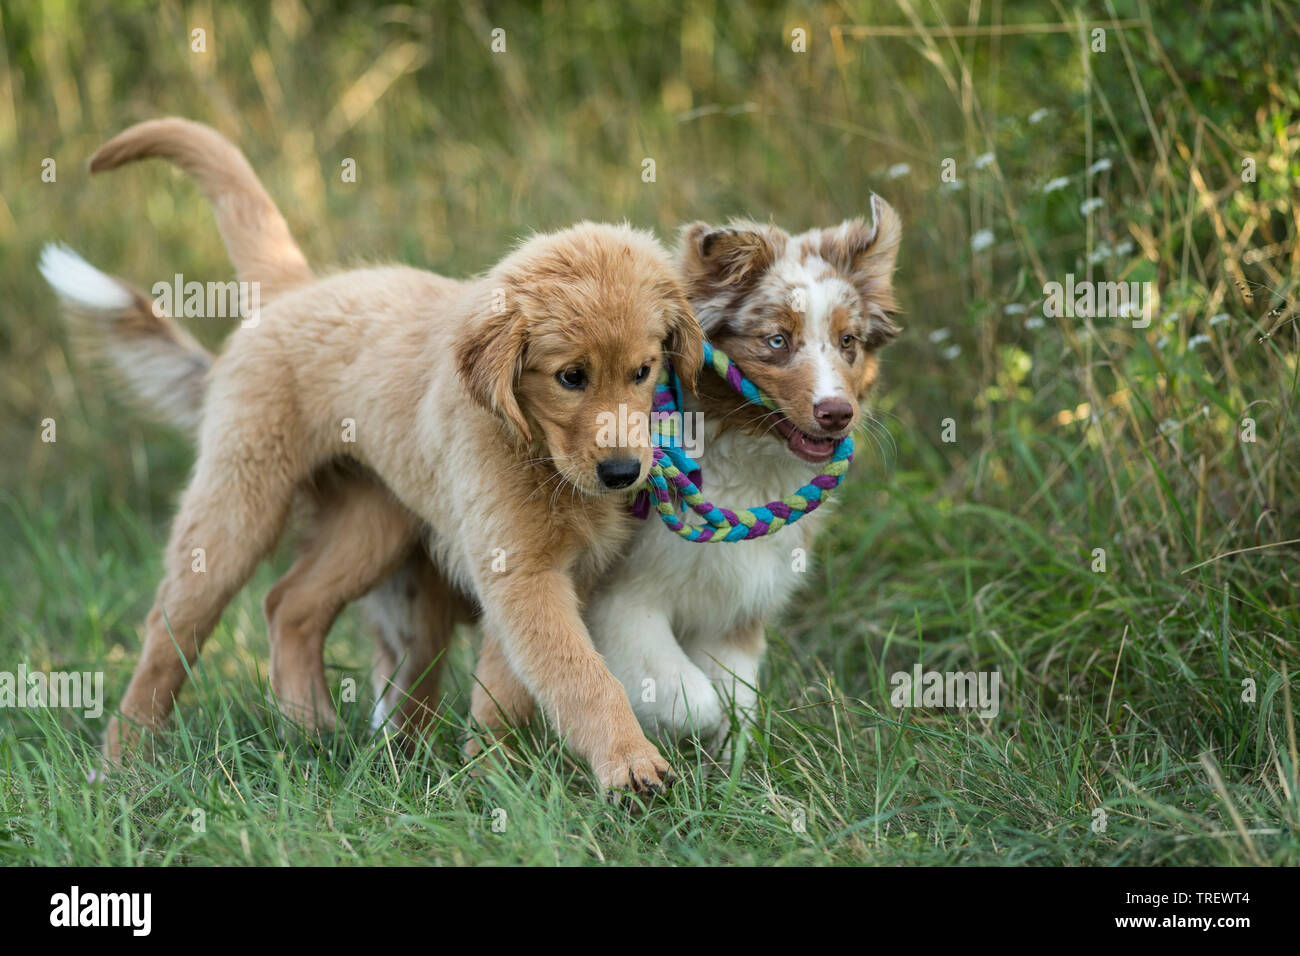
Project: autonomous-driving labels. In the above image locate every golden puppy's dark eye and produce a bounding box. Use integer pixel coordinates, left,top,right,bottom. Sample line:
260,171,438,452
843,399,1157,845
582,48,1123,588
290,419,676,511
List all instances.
557,368,587,390
635,364,651,384
766,334,787,350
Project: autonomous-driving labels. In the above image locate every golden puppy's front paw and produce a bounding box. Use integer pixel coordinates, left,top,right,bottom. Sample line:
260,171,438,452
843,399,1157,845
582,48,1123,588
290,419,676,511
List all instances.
595,739,675,798
270,683,339,735
462,726,522,778
103,715,154,767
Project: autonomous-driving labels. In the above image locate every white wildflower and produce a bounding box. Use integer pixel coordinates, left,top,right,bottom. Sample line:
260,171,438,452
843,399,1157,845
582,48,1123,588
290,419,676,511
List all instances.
1087,243,1112,264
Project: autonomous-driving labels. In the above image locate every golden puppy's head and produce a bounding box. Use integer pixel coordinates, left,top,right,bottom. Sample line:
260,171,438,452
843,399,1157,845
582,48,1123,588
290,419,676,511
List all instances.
679,195,902,463
457,222,703,495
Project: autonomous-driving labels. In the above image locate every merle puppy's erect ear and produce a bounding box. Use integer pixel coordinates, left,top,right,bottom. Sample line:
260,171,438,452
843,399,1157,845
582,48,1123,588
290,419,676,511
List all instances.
679,220,784,297
820,194,903,348
455,296,531,442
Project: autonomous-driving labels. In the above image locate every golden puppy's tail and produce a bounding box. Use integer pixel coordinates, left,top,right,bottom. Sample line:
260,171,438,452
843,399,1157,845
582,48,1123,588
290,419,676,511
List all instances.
90,117,313,302
40,244,212,434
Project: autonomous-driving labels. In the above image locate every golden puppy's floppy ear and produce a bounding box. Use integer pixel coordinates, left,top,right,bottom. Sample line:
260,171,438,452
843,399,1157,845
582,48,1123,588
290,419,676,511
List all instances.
821,194,903,348
455,303,531,442
663,289,704,392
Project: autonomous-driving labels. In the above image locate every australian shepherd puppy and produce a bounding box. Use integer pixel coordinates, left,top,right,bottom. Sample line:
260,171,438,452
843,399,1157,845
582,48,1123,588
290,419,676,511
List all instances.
583,206,902,746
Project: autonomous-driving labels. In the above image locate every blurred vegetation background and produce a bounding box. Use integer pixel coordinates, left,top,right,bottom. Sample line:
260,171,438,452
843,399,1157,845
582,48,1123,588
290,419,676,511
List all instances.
1,0,1298,864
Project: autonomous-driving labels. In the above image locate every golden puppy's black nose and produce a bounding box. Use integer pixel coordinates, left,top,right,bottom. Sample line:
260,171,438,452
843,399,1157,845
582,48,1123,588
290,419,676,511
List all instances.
597,457,641,489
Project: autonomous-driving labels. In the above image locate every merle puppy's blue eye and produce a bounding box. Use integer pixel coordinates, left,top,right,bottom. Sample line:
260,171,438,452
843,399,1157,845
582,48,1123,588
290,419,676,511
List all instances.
557,368,587,389
766,334,787,350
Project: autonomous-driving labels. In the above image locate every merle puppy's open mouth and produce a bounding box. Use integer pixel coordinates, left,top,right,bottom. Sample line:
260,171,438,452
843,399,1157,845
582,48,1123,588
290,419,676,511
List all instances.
772,415,843,463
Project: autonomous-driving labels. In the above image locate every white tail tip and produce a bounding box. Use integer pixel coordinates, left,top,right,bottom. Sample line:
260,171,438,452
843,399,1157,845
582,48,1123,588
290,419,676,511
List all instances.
39,243,133,311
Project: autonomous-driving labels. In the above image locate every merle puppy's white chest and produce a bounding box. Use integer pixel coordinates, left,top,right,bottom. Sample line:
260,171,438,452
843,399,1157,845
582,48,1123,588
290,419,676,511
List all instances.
627,428,827,643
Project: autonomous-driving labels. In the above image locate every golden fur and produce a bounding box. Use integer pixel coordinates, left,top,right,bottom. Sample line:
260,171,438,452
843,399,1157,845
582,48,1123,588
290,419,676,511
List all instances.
50,118,704,794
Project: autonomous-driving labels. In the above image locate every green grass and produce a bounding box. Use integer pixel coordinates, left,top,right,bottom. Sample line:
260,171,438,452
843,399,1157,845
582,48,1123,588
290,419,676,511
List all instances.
2,0,1299,865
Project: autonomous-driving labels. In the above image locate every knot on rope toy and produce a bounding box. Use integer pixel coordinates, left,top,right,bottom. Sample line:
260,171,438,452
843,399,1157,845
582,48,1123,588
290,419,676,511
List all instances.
633,341,854,542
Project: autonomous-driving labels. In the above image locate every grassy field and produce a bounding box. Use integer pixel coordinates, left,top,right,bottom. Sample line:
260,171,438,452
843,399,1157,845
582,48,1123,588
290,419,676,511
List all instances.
1,0,1298,865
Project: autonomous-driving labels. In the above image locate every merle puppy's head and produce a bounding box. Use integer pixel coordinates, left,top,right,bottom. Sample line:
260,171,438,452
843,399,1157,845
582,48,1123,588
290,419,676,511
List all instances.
679,196,902,462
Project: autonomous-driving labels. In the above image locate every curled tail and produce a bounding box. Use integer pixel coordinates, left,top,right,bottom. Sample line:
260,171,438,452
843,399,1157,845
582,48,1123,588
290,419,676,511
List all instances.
40,244,211,433
90,117,313,302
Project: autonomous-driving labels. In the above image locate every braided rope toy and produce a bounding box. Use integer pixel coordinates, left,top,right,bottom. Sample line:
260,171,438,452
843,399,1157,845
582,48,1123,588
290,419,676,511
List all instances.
635,341,854,542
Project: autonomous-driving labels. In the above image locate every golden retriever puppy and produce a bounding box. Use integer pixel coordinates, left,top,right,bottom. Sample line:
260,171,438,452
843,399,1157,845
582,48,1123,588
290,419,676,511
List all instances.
42,118,702,794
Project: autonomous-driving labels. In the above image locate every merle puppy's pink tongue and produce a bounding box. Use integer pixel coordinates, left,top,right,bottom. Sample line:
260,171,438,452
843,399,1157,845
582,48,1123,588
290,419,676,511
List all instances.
773,417,837,463
787,429,836,462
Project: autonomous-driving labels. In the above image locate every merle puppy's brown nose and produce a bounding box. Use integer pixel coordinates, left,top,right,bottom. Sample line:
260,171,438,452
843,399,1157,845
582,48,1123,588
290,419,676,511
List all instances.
597,457,641,489
814,399,853,431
